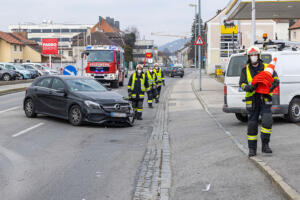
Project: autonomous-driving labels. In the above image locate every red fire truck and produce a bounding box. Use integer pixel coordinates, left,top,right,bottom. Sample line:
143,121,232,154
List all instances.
84,45,125,88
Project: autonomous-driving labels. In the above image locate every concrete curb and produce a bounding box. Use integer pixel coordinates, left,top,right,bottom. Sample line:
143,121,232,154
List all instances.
0,87,27,96
191,77,300,200
0,80,32,86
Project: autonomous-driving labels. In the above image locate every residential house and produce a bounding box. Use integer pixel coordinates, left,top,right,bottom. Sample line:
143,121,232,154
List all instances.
289,19,300,42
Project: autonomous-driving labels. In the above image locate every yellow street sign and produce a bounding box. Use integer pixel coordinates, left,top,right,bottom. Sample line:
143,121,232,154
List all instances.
221,25,239,34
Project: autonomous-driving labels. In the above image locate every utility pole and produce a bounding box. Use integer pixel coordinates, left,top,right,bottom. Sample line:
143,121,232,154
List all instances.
194,7,197,71
198,0,202,91
252,0,256,45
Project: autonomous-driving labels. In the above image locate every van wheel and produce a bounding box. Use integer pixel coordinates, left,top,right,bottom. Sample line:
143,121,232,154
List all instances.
287,98,300,123
110,80,119,88
235,113,248,122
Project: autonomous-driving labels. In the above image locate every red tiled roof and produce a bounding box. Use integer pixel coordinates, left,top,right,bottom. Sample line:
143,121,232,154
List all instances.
0,31,22,44
290,19,300,30
91,19,120,33
10,32,37,45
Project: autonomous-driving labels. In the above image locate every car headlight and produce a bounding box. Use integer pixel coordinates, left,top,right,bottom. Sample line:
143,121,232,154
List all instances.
84,100,101,109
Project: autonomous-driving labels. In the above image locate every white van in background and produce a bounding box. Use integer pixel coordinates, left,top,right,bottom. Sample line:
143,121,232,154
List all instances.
223,50,300,123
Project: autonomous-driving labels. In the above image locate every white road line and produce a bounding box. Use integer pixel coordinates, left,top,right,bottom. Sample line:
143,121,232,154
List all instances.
0,106,20,114
12,123,44,138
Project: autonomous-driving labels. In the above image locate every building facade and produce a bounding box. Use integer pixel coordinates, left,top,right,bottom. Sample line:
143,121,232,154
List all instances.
289,19,300,42
9,21,93,62
133,40,154,64
205,9,289,74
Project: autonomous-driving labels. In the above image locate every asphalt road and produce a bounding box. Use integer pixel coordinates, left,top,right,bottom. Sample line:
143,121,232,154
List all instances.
0,75,178,200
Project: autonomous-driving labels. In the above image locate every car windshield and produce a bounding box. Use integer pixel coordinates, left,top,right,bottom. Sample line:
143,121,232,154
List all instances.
226,54,272,77
66,79,107,92
87,50,114,62
14,65,26,70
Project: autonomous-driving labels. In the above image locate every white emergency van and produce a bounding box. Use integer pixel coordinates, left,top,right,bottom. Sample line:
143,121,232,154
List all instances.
223,50,300,123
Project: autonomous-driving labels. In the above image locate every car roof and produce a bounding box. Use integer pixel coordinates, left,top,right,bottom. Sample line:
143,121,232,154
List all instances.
39,75,91,80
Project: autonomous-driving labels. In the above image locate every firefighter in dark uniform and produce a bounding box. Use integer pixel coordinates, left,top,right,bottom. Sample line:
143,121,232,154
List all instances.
154,63,165,103
146,66,157,108
239,46,279,157
128,64,149,120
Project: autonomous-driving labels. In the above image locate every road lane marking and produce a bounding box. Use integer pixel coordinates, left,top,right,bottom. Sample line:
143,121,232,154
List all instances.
12,123,44,138
0,106,20,114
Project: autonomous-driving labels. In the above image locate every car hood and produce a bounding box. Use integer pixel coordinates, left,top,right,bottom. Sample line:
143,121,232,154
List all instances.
17,70,30,74
73,91,127,104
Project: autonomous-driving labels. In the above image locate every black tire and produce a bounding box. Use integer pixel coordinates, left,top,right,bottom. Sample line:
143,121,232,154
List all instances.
181,75,184,78
24,98,37,118
235,113,248,122
127,115,135,127
119,79,124,87
69,105,83,126
286,98,300,123
2,73,11,81
19,75,24,80
110,80,119,88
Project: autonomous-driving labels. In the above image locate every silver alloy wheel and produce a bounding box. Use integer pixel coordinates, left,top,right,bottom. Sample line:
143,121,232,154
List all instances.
3,74,10,81
25,100,33,115
19,75,24,80
292,104,300,119
71,107,82,124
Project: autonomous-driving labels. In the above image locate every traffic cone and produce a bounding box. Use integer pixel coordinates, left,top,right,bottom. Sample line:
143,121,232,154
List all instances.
253,57,277,94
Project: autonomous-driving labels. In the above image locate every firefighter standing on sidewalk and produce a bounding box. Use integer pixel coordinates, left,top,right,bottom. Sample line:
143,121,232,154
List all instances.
146,66,157,108
239,46,279,157
153,63,165,103
128,64,149,120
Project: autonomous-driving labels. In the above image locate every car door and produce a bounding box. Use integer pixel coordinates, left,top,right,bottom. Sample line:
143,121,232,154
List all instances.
33,77,53,113
47,78,68,118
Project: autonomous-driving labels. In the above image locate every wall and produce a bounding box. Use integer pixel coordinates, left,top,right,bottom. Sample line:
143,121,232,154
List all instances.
10,44,23,62
290,29,300,42
23,46,42,63
0,40,11,62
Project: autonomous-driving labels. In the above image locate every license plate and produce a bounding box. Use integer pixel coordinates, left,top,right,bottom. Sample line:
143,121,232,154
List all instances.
110,112,127,118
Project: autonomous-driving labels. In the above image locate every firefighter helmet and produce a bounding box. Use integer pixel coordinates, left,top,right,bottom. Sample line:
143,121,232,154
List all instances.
247,46,261,56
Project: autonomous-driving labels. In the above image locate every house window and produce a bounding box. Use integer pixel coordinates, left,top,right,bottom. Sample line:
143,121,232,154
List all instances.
20,46,23,51
294,31,297,39
59,50,63,55
68,51,73,57
14,45,17,51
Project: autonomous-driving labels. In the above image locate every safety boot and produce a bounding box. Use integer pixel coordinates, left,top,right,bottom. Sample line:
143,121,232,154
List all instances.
155,99,159,103
137,112,143,120
262,143,273,153
148,103,153,108
248,149,257,157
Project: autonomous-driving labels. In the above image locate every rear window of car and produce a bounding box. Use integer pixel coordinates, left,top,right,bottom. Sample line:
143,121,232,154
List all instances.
226,54,272,77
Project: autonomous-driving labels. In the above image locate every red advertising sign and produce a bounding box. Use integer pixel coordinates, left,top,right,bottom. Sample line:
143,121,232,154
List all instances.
42,38,58,55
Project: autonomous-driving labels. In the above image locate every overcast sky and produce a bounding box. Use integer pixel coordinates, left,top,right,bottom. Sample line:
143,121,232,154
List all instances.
0,0,229,46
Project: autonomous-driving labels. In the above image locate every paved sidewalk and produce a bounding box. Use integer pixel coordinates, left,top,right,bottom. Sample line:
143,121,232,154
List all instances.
194,75,300,199
168,74,284,200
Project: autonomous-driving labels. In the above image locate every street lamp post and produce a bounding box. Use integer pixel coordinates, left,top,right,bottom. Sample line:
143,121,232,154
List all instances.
198,0,202,91
252,0,256,45
189,4,197,71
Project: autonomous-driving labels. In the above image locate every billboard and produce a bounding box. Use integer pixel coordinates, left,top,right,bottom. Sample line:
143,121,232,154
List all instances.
42,38,58,55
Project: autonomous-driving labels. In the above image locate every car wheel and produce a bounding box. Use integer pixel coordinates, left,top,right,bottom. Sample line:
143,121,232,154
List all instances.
235,113,248,122
287,98,300,123
24,98,37,118
19,75,24,80
2,74,11,81
69,105,83,126
127,115,135,127
181,75,184,78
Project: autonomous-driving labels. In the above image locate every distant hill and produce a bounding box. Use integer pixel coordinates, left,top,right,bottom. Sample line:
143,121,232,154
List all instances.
158,38,190,54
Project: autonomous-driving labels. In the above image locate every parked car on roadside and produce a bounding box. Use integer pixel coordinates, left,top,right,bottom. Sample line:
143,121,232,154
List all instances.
5,64,32,80
21,64,40,78
0,63,18,81
23,76,135,126
223,50,300,123
14,64,38,79
24,63,59,76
